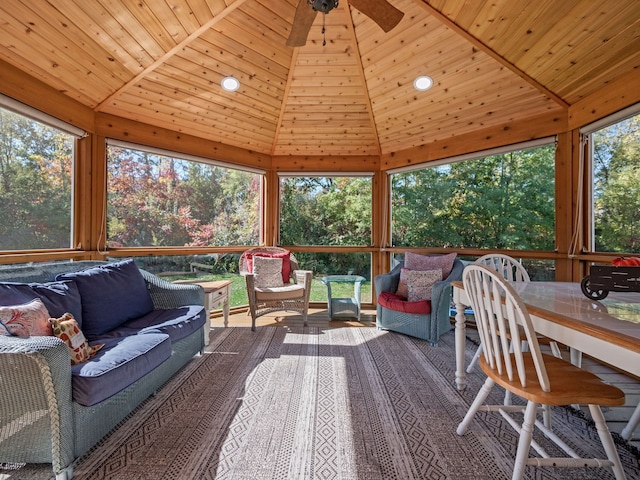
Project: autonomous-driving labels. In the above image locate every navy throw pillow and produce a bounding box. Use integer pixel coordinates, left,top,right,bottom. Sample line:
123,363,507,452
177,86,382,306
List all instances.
0,281,83,326
57,259,154,338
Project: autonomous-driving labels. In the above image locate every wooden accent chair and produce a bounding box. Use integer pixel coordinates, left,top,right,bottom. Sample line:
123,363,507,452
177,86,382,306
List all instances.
239,247,312,331
457,264,626,480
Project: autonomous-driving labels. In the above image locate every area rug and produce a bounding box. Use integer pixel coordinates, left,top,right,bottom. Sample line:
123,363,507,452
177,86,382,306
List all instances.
4,327,640,479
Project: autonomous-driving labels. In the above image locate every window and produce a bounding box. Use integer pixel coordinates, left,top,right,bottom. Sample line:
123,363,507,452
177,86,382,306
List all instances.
107,143,262,248
279,175,372,246
590,110,640,253
390,142,556,251
0,106,74,250
279,175,373,302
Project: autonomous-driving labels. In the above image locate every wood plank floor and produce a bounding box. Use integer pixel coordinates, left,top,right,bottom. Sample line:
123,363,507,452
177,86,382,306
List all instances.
209,307,640,450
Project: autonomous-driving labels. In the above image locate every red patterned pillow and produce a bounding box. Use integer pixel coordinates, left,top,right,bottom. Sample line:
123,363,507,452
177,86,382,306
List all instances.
0,298,52,338
49,313,104,365
396,268,412,298
404,252,457,278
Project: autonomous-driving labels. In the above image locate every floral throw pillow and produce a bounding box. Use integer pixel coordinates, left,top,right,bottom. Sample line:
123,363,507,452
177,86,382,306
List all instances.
397,252,457,297
50,313,104,365
0,298,52,338
405,269,442,302
253,256,285,288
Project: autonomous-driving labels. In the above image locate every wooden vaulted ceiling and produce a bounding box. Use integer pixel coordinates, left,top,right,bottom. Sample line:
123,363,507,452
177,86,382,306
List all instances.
0,0,639,158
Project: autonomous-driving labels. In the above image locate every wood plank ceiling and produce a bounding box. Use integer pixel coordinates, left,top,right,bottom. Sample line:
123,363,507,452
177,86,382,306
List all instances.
0,0,639,157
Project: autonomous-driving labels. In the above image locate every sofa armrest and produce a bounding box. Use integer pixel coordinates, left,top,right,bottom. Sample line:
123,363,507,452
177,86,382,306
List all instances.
0,336,75,477
140,270,205,309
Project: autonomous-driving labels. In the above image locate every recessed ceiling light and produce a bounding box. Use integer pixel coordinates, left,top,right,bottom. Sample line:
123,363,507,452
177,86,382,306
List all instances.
221,76,240,92
413,75,433,91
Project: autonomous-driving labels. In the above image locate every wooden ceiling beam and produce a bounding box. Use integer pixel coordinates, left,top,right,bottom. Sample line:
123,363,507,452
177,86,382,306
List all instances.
415,0,570,109
272,47,299,155
94,0,251,112
344,0,382,156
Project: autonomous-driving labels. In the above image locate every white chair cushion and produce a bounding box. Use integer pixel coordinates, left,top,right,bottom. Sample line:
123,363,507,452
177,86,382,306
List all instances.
255,284,305,301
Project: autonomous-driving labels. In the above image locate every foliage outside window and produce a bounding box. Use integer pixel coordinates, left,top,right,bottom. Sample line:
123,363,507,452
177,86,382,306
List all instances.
107,145,261,247
279,176,372,247
592,113,640,253
0,107,73,249
295,252,372,303
391,144,556,251
279,176,373,302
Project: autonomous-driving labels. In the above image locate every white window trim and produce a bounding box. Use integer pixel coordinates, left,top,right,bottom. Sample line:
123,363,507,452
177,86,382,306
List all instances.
107,139,266,175
0,94,86,138
580,102,640,135
386,136,556,175
277,172,374,178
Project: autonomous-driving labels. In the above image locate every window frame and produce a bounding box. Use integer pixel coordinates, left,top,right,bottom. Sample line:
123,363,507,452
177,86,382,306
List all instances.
105,139,265,249
580,102,640,255
387,137,557,252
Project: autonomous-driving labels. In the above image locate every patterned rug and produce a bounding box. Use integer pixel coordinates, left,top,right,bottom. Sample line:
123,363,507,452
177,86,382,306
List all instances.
3,327,640,479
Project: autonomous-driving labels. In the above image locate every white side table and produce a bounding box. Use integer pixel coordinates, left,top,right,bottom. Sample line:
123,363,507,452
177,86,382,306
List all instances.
174,280,231,345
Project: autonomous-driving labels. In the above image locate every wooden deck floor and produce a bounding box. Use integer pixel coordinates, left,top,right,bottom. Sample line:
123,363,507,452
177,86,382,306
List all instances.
210,308,640,450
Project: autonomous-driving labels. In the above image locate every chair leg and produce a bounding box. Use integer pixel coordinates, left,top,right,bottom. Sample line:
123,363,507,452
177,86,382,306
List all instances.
621,401,640,440
550,341,562,359
512,400,538,480
457,377,494,435
570,347,583,367
467,344,482,373
588,404,626,480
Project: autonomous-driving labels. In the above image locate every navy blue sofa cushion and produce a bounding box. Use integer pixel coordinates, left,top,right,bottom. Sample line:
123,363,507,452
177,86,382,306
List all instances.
71,333,171,406
94,306,206,344
0,280,83,323
58,259,154,338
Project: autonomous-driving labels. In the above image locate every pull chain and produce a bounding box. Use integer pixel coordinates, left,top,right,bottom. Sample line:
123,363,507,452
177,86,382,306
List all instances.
322,13,326,46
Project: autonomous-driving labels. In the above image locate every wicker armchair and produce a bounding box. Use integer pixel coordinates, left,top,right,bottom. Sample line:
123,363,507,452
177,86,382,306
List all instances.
374,258,464,345
239,248,313,331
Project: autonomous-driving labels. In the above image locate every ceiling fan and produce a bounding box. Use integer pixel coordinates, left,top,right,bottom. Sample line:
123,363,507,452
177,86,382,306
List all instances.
287,0,404,47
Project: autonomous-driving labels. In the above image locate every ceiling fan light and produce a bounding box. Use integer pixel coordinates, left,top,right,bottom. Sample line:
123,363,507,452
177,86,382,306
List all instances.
221,76,240,92
307,0,339,14
413,75,433,91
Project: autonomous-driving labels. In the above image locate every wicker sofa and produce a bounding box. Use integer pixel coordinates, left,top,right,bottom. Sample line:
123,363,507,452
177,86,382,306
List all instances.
0,260,206,480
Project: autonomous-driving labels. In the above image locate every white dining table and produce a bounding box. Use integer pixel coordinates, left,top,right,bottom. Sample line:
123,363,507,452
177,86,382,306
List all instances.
452,280,640,440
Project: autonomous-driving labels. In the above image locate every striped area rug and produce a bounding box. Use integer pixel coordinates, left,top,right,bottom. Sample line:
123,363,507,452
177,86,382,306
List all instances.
9,326,640,479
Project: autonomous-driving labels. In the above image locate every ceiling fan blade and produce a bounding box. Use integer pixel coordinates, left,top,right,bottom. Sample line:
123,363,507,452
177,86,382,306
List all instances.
348,0,404,33
286,0,318,47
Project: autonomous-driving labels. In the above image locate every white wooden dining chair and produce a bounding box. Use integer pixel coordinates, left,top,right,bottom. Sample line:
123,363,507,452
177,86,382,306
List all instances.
467,254,562,374
457,264,626,480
